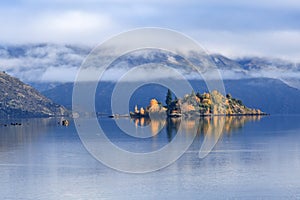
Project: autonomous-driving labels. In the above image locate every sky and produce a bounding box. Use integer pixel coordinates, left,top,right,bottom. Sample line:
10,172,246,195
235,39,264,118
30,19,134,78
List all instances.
1,0,300,61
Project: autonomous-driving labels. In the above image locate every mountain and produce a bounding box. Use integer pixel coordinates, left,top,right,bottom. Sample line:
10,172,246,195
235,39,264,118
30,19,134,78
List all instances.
42,78,300,115
1,43,299,89
236,57,300,71
1,44,299,115
0,71,69,118
0,43,299,79
28,82,61,92
42,81,115,115
235,57,300,90
0,43,90,83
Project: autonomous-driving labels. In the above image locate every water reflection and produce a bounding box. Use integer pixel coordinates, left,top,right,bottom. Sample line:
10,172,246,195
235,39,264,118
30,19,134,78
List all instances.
0,118,69,152
130,116,263,157
131,115,263,141
130,117,166,137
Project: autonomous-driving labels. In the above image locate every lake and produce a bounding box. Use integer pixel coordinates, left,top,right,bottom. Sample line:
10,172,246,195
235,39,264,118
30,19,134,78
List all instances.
1,115,300,199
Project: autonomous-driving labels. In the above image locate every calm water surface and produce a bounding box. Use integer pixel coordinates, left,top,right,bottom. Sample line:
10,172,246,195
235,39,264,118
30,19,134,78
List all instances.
1,115,300,199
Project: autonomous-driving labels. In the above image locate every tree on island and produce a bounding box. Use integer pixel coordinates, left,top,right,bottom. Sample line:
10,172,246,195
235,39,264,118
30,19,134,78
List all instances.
165,89,172,109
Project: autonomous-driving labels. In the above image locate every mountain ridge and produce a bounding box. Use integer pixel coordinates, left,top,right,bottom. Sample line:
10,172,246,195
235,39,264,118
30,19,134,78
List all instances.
41,78,300,115
1,44,299,89
0,71,69,118
0,44,299,116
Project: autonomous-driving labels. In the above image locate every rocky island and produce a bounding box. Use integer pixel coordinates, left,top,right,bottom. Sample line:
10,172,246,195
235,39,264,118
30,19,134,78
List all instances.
130,89,266,118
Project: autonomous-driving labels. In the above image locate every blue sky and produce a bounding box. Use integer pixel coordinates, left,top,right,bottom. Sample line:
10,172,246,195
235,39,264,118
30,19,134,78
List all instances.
1,0,300,60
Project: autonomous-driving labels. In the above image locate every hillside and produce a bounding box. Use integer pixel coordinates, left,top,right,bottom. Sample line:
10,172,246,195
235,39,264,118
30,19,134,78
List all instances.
1,44,299,90
42,78,300,115
0,71,69,118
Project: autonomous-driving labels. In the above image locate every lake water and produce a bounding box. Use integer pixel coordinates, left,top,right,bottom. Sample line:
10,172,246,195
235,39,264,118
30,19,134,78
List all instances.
1,115,300,199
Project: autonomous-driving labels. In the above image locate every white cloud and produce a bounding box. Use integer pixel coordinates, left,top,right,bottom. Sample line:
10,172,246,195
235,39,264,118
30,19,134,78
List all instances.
191,30,300,62
0,9,116,44
0,43,300,88
0,1,300,84
32,11,115,44
41,66,78,82
33,11,111,34
0,44,88,82
0,0,299,62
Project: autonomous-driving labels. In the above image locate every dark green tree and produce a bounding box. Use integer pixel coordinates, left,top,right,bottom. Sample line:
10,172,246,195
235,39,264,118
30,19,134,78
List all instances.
165,89,172,108
226,93,232,99
237,99,243,105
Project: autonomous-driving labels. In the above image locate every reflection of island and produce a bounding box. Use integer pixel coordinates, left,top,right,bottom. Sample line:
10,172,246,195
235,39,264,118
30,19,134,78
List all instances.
131,115,262,141
174,115,261,135
130,89,267,118
131,117,165,136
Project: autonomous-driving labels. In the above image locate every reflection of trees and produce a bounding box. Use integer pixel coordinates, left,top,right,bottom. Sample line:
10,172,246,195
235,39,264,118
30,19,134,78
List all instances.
131,117,165,136
131,118,151,127
131,115,262,141
174,115,262,137
222,115,262,134
166,118,180,142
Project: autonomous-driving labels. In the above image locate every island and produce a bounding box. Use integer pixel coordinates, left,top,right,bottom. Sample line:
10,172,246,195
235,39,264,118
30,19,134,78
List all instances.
130,89,267,118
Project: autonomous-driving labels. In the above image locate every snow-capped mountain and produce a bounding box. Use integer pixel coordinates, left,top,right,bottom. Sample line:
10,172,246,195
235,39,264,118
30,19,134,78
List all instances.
0,43,90,83
1,43,300,114
0,43,299,90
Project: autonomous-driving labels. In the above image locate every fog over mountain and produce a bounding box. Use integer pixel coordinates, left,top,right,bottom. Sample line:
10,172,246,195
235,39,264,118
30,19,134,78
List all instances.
0,44,299,90
0,44,300,115
0,44,90,83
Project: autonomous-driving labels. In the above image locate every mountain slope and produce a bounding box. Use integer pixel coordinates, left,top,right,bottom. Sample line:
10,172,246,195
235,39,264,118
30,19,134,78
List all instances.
0,71,68,118
1,44,299,88
42,78,300,115
223,78,300,114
